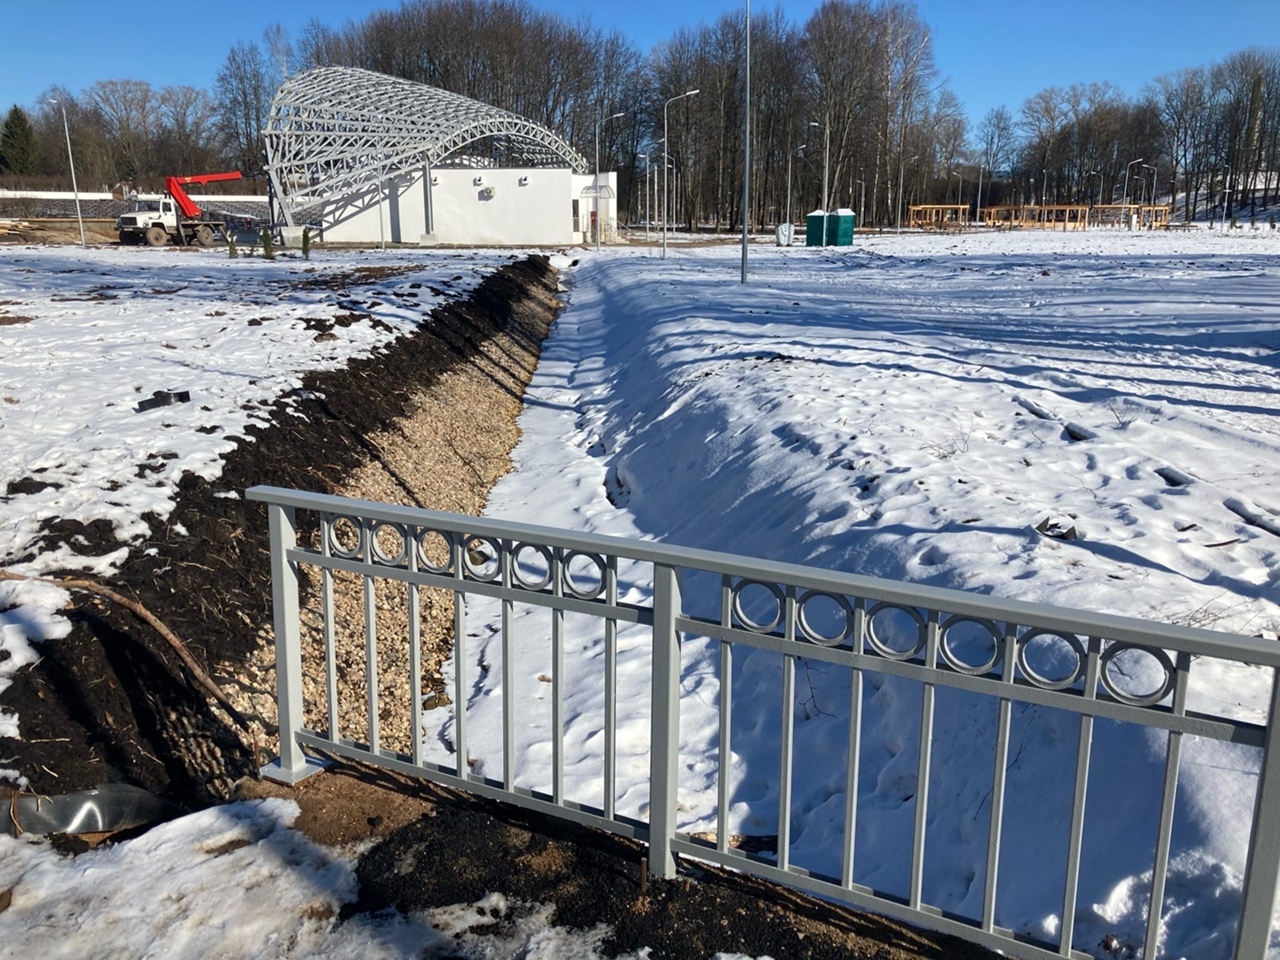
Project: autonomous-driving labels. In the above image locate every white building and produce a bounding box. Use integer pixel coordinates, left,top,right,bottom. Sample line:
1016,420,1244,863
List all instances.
264,67,617,247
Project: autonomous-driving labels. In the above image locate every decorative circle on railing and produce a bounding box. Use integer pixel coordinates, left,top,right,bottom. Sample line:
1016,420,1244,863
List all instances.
562,550,606,600
325,513,364,560
865,602,927,660
463,535,501,581
1099,643,1176,707
415,529,454,575
796,590,854,646
512,542,553,591
731,579,785,634
1016,629,1086,690
369,521,409,567
939,615,1003,675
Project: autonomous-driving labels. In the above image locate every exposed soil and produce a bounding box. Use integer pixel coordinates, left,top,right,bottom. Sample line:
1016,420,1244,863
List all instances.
0,254,559,807
241,756,997,960
1,249,999,959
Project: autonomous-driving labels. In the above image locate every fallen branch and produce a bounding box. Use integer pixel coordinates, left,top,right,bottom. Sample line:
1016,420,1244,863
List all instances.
0,569,251,732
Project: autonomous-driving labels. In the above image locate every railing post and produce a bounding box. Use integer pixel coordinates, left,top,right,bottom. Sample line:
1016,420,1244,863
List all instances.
649,562,682,879
261,501,326,784
1235,668,1280,959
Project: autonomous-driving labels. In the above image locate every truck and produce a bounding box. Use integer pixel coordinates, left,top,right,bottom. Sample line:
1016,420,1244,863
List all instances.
116,171,244,247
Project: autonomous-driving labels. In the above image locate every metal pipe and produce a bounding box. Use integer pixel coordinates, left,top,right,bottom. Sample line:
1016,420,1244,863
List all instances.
49,100,85,247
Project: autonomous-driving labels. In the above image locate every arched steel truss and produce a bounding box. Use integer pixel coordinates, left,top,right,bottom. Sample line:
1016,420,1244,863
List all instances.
264,67,589,226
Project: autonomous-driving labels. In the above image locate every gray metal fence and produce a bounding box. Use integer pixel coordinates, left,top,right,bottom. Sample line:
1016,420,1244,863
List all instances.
247,484,1280,960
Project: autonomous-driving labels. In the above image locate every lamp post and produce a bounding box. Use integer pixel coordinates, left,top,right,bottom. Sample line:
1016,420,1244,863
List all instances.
809,120,830,240
1041,168,1048,206
638,154,649,240
48,100,85,247
1123,156,1144,208
1090,170,1103,206
663,89,699,259
740,0,750,284
1222,164,1231,232
974,162,984,227
854,177,865,230
595,111,624,253
896,154,918,231
785,143,806,238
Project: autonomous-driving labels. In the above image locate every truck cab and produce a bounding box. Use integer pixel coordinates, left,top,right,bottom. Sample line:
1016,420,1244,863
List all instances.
117,199,179,245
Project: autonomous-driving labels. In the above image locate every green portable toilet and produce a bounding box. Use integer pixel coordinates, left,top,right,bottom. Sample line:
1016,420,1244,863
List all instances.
826,208,856,246
806,209,826,246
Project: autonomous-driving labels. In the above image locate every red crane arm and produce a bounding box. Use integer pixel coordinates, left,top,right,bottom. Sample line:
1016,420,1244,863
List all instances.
164,171,244,219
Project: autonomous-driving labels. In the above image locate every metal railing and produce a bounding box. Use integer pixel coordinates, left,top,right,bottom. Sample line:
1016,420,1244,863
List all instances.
247,485,1280,960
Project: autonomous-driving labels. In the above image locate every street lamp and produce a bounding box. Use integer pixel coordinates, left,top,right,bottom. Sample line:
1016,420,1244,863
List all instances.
663,89,699,259
1123,157,1144,207
595,111,624,253
638,154,649,240
740,0,751,285
808,119,830,226
48,100,85,247
896,155,918,231
785,143,806,237
974,163,984,226
853,177,865,231
1089,170,1103,206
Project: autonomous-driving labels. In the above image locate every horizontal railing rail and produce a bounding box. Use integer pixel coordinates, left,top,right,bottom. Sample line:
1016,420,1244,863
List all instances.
247,484,1280,960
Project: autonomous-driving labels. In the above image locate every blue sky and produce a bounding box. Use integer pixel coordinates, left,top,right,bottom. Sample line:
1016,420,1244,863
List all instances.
1,1,1272,127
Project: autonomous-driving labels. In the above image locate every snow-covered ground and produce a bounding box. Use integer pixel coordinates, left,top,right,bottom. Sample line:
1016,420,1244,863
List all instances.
458,229,1280,958
0,243,504,717
3,230,1280,957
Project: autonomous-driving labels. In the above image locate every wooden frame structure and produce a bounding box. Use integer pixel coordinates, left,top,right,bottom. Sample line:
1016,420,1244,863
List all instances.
907,204,968,230
978,205,1089,231
1093,204,1171,229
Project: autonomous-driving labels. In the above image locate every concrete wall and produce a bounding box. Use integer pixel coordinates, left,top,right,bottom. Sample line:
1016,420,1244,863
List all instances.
319,168,617,246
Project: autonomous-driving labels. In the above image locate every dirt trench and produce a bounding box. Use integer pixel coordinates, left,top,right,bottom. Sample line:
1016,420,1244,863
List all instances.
0,253,561,809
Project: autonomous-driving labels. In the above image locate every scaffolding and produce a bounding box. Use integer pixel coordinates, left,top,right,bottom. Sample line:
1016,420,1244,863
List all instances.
263,67,589,228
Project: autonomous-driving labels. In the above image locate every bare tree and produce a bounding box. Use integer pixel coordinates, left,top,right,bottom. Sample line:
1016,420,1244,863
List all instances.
216,41,273,172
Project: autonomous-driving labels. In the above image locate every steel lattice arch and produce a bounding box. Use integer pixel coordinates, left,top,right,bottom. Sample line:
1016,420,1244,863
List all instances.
264,67,589,227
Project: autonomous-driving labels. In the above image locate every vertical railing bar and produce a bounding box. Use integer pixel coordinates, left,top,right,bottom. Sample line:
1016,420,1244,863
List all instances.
604,556,618,820
551,545,565,806
982,621,1019,933
452,532,468,779
649,562,683,879
263,502,317,781
1059,636,1101,956
778,653,796,873
909,609,940,911
1234,665,1280,960
502,540,515,792
321,515,338,742
777,587,798,873
717,639,733,854
721,573,733,628
842,597,867,888
363,520,379,756
1143,650,1190,960
407,525,423,767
